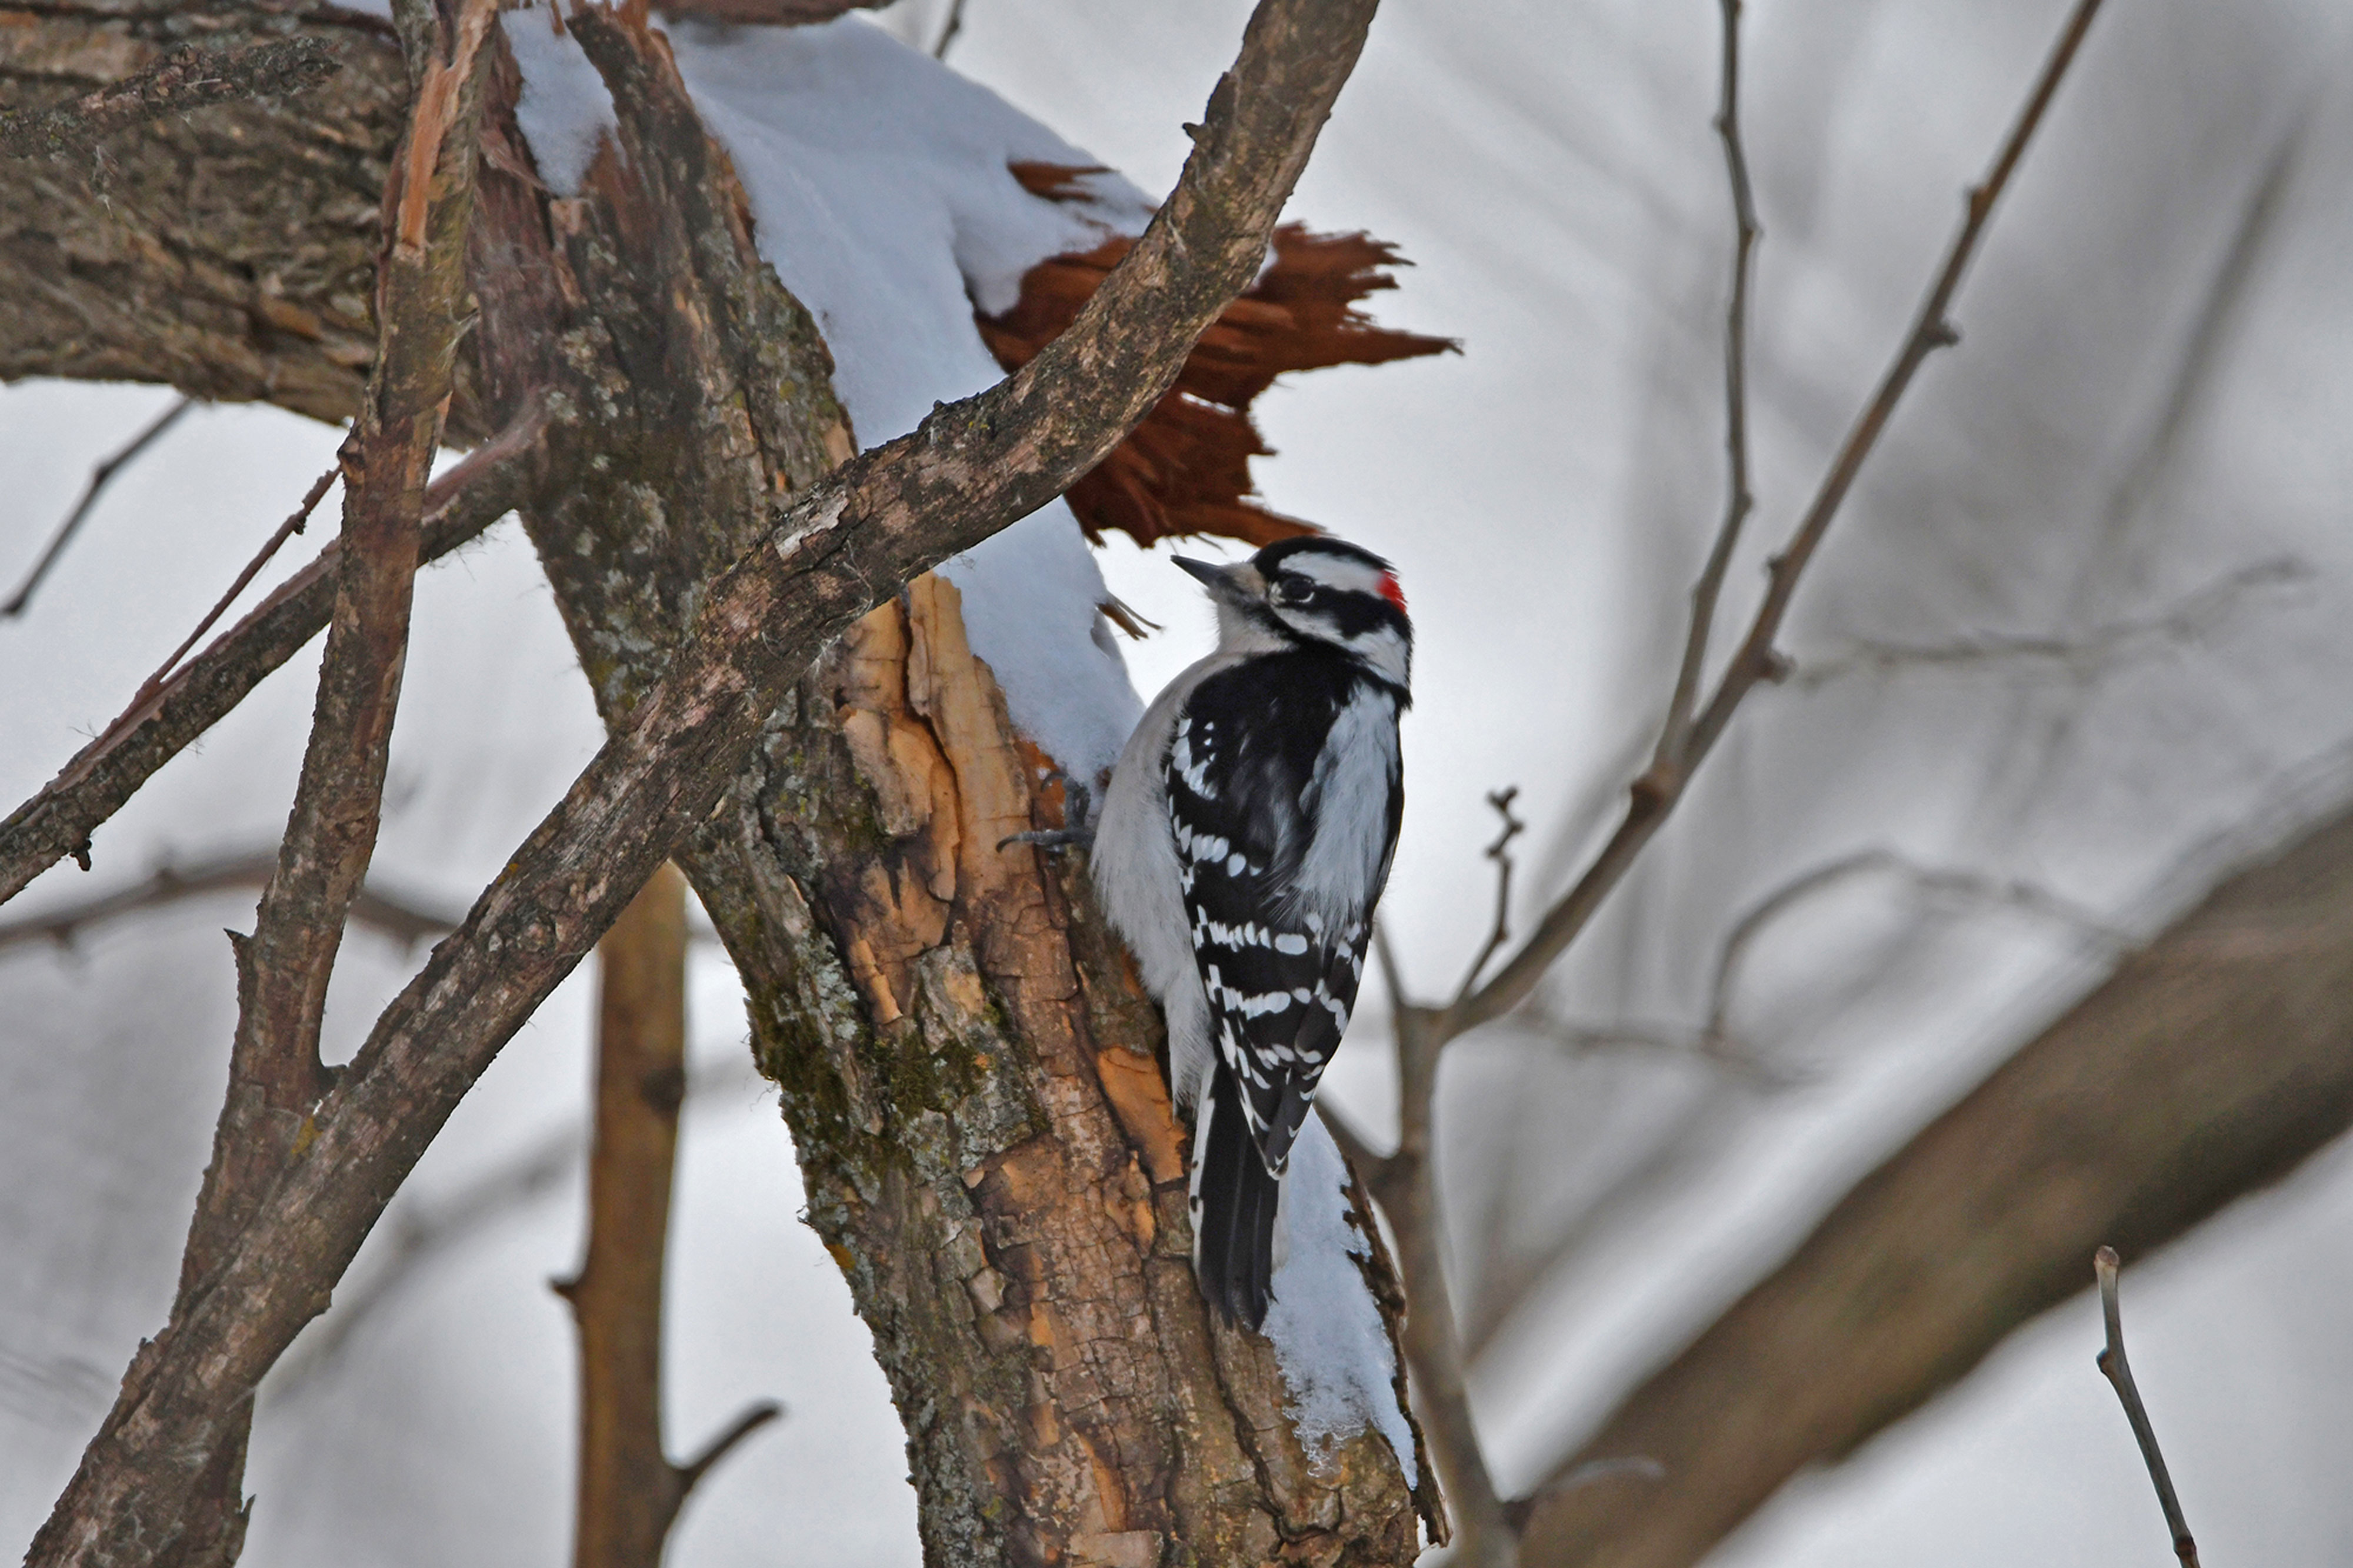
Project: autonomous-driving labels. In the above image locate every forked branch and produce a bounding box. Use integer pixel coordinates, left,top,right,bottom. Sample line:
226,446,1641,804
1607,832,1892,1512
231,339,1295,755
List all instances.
1446,0,2108,1039
0,396,548,905
1654,0,1761,767
1338,5,2111,1566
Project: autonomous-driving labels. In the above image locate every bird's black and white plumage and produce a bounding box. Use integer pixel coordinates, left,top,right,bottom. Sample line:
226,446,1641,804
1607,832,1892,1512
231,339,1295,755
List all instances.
1091,536,1409,1328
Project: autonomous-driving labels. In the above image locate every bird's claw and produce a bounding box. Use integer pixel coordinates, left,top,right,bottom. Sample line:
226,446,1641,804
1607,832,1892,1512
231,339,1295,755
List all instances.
999,776,1096,854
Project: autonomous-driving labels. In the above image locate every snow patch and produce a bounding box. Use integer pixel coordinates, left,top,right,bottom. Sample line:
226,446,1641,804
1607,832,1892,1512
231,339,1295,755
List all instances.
506,8,1149,780
1264,1119,1419,1485
506,12,616,198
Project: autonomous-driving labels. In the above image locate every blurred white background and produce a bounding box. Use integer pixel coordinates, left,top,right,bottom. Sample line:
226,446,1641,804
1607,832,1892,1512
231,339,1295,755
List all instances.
5,0,2353,1560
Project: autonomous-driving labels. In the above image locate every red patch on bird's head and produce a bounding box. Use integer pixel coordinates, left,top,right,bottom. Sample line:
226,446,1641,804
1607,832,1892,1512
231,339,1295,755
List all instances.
1378,572,1408,614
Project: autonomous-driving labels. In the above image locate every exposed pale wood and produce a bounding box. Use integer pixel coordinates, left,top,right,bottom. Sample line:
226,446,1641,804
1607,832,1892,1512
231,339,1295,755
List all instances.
686,578,1430,1563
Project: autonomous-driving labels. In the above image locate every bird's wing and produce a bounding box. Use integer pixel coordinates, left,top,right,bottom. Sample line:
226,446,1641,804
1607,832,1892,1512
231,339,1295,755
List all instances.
1166,658,1399,1175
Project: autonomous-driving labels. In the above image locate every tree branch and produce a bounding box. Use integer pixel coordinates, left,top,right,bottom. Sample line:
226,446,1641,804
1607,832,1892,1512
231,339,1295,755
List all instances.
2,398,194,619
35,0,504,1556
1514,794,2353,1568
2096,1247,2202,1567
1652,0,1759,768
0,852,459,957
0,39,341,162
563,861,701,1568
1443,0,2107,1039
0,396,549,906
28,0,1383,1558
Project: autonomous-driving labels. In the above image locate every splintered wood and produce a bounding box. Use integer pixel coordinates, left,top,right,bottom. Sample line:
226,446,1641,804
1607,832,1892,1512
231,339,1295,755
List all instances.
979,201,1455,549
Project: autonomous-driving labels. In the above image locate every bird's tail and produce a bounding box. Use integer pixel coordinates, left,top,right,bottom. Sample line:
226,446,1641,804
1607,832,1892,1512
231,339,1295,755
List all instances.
1189,1060,1281,1329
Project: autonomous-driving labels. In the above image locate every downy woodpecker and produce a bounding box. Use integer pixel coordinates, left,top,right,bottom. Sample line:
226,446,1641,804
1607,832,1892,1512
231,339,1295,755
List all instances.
1090,537,1409,1327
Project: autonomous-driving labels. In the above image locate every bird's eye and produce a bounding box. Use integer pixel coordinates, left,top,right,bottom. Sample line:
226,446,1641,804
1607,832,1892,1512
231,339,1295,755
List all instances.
1273,574,1317,606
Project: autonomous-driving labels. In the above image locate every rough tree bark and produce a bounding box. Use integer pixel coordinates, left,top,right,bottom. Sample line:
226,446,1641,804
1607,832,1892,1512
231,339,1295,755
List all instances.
459,15,1434,1561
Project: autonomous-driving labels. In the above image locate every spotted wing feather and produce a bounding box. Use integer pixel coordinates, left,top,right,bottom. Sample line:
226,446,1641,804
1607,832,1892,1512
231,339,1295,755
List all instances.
1165,650,1399,1176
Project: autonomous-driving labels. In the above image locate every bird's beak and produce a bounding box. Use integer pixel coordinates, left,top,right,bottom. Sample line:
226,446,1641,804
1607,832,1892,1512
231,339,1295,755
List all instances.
1174,555,1256,604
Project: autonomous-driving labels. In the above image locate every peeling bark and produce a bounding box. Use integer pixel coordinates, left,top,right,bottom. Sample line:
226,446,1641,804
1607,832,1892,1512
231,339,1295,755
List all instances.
681,577,1428,1566
459,11,1433,1564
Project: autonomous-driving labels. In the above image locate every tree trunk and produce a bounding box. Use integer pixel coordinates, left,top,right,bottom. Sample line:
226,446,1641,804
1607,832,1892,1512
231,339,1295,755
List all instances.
675,575,1428,1566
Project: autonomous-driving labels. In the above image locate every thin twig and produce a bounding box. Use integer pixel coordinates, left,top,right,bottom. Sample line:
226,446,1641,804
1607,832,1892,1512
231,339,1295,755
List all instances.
2,398,194,618
1452,787,1525,1005
932,0,966,59
1794,558,2310,688
1654,0,1761,772
0,852,460,957
672,1402,784,1501
2095,1247,2202,1567
0,395,548,903
79,465,344,777
1446,0,2109,1038
0,39,341,162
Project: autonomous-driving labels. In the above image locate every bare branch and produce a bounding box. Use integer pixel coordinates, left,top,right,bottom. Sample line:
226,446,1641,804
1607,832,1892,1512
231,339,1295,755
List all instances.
1317,1098,1395,1191
2,398,194,619
1444,0,2109,1039
566,862,694,1568
1385,1016,1516,1567
932,0,967,59
37,0,504,1554
0,39,340,162
0,396,548,905
1652,0,1761,769
1451,786,1525,1006
1517,787,2353,1568
671,1401,784,1504
1793,557,2310,688
2095,1247,2202,1567
0,852,459,957
29,0,1384,1556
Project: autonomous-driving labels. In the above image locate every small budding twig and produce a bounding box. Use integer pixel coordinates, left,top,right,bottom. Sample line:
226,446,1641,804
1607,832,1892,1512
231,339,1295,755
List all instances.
1453,786,1525,1003
2,397,194,618
2095,1247,2202,1567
